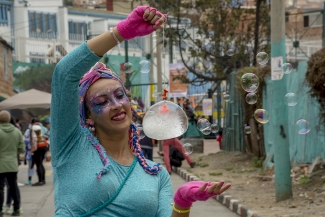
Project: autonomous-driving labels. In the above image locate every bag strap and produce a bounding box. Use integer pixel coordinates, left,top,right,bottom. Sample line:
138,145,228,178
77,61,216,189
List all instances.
78,157,138,217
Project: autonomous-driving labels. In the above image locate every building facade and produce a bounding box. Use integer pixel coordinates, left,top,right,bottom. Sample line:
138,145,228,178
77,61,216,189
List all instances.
0,37,14,101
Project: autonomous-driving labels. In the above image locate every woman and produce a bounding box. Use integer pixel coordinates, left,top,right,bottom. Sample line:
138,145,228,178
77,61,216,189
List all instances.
31,125,48,186
23,120,35,185
50,6,231,216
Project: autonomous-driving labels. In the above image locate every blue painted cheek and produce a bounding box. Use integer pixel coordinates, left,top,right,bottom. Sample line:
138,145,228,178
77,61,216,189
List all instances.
92,104,106,114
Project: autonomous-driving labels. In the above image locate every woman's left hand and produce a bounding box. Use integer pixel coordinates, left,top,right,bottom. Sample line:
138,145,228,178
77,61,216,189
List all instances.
173,181,231,208
116,6,167,40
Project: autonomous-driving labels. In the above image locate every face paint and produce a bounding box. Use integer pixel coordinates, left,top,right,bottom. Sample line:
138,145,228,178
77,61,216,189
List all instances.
88,87,129,114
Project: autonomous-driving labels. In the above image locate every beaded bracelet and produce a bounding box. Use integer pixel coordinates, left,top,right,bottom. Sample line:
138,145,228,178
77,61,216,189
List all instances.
109,27,120,45
171,203,191,214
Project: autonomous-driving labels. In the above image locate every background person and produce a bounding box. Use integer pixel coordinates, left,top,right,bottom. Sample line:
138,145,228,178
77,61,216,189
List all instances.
0,110,25,216
161,138,196,175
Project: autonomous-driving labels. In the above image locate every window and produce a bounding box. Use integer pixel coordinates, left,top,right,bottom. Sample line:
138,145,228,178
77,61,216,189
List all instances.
69,21,87,41
285,12,289,22
30,52,46,63
0,4,8,25
28,11,57,38
303,13,322,28
3,48,8,80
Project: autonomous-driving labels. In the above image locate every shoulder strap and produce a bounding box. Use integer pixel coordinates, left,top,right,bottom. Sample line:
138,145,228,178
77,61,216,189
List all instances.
78,156,137,217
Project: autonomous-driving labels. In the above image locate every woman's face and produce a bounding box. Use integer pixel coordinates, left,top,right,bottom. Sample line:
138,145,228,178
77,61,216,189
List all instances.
86,79,132,134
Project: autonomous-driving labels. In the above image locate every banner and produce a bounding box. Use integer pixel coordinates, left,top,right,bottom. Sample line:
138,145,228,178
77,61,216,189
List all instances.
202,98,213,116
271,56,283,80
169,63,187,97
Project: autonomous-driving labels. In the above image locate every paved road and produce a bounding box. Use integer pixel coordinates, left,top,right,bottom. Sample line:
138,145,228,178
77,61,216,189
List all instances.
8,140,237,217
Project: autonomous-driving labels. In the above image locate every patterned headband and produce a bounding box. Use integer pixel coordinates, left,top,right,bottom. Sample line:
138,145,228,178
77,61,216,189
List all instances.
79,62,126,125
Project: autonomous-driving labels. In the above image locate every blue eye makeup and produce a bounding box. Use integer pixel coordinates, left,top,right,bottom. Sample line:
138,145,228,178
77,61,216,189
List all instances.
88,87,128,114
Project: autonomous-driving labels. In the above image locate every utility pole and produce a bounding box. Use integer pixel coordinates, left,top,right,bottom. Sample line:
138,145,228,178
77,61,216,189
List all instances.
124,0,134,90
149,33,155,106
156,34,163,96
216,81,222,128
271,0,293,202
322,1,325,47
169,38,173,64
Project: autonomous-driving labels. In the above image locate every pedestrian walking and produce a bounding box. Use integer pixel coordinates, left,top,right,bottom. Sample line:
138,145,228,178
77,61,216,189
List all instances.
50,6,231,216
0,110,25,216
31,125,48,186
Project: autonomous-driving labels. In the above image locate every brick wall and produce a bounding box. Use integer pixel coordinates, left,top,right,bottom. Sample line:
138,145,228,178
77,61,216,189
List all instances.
0,42,14,99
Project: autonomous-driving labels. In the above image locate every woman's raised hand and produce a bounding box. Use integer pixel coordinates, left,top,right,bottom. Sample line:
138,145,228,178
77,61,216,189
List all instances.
117,6,167,40
173,181,231,208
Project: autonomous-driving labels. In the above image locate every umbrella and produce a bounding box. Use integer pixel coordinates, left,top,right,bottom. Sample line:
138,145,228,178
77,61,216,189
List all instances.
0,89,51,110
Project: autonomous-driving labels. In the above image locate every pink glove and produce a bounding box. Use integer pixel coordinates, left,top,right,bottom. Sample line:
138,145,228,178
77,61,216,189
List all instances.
174,181,220,208
117,6,167,40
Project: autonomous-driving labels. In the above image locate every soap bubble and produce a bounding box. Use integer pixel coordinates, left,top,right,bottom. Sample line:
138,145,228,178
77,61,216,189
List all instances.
256,52,269,65
241,73,259,92
244,126,251,134
227,49,235,56
137,127,145,139
254,109,269,124
182,143,193,156
284,93,297,106
197,118,211,131
295,119,311,134
224,94,231,102
123,62,133,74
211,123,219,133
201,127,212,135
245,92,257,104
139,60,150,73
142,101,188,140
282,63,293,74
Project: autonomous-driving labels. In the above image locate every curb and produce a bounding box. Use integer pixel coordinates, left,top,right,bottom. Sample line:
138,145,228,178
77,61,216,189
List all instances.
172,167,263,217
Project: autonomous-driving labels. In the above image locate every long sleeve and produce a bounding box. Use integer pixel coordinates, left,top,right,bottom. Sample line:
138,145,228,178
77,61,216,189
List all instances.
156,169,173,217
17,130,25,154
50,42,101,166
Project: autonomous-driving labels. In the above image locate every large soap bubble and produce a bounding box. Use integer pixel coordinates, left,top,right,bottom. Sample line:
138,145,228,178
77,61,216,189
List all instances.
284,93,297,106
139,60,150,73
142,101,188,140
241,73,259,93
246,92,257,105
182,143,193,156
295,119,311,135
254,109,269,124
256,52,269,65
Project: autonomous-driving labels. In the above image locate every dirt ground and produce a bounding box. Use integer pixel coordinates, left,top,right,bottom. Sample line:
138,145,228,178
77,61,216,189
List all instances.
180,149,325,217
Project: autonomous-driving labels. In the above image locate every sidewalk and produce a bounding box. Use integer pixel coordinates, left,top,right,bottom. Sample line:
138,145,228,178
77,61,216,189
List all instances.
12,139,237,217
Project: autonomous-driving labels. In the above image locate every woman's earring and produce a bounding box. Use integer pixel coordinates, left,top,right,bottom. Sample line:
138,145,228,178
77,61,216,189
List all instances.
88,120,95,132
89,126,95,132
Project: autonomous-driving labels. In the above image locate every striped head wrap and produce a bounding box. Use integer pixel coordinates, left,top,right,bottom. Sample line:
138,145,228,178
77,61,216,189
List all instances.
78,62,161,179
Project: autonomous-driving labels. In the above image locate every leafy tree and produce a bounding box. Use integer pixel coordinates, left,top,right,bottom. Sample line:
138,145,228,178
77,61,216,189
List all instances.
14,64,56,93
63,0,74,6
146,0,270,86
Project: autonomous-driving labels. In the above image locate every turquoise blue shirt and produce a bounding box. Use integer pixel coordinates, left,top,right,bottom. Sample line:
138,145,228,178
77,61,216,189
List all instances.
50,42,173,216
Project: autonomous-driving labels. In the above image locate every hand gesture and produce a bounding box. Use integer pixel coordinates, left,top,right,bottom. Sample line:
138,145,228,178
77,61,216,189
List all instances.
174,181,231,208
117,6,167,40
